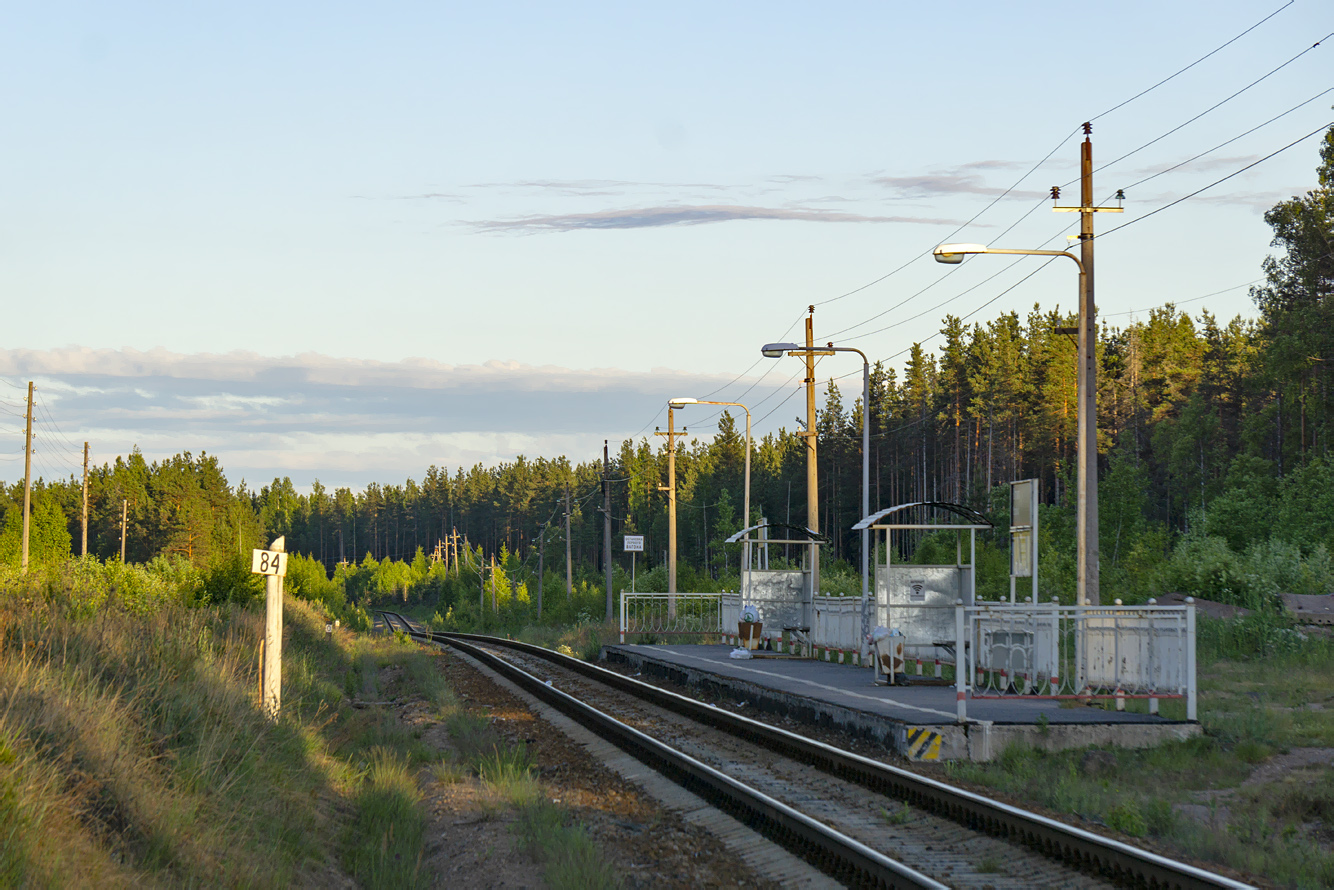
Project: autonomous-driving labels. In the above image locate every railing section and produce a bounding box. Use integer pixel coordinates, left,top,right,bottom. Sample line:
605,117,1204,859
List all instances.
812,595,861,653
619,592,732,642
885,601,1197,723
962,601,1197,722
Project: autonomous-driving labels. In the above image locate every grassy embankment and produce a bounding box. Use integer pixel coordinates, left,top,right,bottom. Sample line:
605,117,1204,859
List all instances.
0,561,618,889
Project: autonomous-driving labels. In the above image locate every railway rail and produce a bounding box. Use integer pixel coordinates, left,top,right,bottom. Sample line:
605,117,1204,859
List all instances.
378,611,1252,890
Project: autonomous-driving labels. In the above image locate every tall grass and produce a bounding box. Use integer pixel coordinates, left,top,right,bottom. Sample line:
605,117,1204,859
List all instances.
0,588,335,885
344,747,426,889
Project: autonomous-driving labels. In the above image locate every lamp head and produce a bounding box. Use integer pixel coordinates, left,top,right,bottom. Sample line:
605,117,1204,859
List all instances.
668,397,698,409
761,341,799,358
933,243,988,264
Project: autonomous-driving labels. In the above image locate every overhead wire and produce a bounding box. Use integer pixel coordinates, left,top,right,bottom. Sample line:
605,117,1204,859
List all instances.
1118,86,1334,195
1089,1,1294,123
812,1,1297,313
1085,31,1332,181
1099,120,1333,241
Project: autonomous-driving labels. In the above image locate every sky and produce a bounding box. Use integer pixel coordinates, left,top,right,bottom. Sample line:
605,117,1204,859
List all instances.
1,1,1331,491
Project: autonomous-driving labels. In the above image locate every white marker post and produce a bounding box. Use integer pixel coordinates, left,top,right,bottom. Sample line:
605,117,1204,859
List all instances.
624,535,643,593
252,536,287,719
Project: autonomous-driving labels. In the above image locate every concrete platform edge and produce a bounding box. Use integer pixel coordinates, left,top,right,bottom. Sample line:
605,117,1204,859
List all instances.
603,645,1201,762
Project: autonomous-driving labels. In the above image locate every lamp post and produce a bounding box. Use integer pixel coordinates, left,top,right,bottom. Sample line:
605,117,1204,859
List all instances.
933,242,1097,606
761,341,872,656
669,398,751,606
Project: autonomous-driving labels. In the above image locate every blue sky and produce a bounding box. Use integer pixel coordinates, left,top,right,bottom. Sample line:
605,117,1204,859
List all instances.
1,1,1330,489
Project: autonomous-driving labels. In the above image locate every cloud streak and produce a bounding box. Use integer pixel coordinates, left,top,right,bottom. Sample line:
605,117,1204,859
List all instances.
0,348,781,488
470,204,961,232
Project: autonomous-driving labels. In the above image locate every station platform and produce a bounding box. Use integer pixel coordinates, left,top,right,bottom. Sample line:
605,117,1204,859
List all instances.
602,643,1199,762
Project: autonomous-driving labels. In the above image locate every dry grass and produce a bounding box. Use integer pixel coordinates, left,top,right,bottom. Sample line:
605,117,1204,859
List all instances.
0,571,431,887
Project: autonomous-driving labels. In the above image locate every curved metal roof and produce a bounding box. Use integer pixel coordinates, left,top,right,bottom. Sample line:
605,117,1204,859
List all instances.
852,501,994,531
724,522,829,544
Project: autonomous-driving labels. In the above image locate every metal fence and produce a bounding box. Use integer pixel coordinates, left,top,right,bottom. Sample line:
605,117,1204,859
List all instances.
906,600,1197,722
619,592,732,642
619,592,1197,724
812,595,862,653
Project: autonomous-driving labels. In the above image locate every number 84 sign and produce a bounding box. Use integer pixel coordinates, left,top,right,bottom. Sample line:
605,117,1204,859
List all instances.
251,549,288,577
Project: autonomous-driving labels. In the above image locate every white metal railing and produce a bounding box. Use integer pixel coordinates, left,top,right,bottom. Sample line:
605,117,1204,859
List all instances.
812,595,862,653
889,600,1197,723
620,592,733,642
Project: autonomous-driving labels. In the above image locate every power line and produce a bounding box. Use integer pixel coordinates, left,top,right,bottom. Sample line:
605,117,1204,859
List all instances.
1119,87,1334,194
1099,120,1333,240
1087,31,1332,180
1102,280,1265,318
1089,1,1294,122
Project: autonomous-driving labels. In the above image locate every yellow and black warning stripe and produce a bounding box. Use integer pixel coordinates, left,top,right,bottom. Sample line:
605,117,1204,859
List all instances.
904,726,942,761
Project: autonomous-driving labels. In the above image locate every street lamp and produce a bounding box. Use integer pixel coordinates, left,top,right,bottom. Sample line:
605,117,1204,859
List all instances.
933,241,1098,607
669,398,752,607
760,341,873,657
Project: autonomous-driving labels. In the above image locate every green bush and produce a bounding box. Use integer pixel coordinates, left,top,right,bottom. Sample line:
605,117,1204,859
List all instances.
193,553,264,606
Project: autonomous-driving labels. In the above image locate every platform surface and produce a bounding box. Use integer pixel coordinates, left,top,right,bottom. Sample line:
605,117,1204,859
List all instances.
607,643,1184,727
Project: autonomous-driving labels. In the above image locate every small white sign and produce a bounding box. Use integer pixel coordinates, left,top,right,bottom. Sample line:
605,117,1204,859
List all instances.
251,549,288,577
623,535,644,552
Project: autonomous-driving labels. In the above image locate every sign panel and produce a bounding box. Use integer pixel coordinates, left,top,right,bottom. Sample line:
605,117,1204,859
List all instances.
1010,529,1033,577
623,535,644,552
251,548,288,577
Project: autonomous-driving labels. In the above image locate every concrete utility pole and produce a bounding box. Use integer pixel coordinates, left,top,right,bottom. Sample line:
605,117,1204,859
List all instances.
603,441,613,622
655,405,681,604
804,309,820,593
82,442,89,556
564,483,573,602
21,382,32,574
536,526,544,618
120,499,127,561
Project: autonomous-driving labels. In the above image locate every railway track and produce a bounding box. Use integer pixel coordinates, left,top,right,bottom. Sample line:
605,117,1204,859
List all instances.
379,611,1253,890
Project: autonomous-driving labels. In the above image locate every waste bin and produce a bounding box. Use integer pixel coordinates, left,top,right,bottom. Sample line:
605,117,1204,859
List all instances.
873,630,906,686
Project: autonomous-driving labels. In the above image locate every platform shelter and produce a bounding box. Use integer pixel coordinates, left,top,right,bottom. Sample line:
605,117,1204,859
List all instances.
853,502,992,662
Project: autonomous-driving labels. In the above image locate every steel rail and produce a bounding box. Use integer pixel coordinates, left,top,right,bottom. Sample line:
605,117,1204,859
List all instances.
377,611,943,889
389,618,1252,890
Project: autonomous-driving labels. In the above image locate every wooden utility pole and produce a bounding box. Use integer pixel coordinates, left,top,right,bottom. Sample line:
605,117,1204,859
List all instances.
564,483,573,602
804,309,820,594
536,525,544,618
655,407,681,601
490,553,497,611
603,441,613,622
119,499,128,561
1076,125,1100,607
81,442,89,556
20,382,32,574
1050,123,1121,606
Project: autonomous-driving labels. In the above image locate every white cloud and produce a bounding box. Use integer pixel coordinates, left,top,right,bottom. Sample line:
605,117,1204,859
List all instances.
0,347,780,490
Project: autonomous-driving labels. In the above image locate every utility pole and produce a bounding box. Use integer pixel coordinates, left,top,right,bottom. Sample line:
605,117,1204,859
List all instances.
536,526,545,619
804,309,820,594
655,406,680,602
1051,123,1117,606
564,483,573,602
21,382,32,574
1077,124,1100,607
82,442,89,557
603,440,613,622
120,499,127,562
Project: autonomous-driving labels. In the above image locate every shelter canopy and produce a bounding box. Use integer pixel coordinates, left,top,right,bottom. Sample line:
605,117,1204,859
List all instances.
852,501,993,531
725,522,829,545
